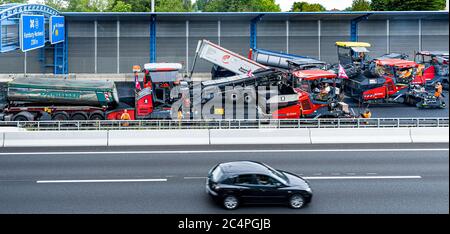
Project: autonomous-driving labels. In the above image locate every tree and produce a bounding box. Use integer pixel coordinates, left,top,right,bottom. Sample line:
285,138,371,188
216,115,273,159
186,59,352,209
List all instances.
43,0,69,11
0,0,28,4
351,0,371,11
111,0,191,12
291,1,326,12
110,0,132,12
194,0,209,11
371,0,446,11
204,0,281,12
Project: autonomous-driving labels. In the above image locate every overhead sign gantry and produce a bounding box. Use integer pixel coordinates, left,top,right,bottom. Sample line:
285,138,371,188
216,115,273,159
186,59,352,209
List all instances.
0,3,67,74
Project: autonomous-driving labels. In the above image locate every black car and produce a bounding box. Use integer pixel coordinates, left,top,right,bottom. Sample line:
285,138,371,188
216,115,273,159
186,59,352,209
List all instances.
206,161,313,210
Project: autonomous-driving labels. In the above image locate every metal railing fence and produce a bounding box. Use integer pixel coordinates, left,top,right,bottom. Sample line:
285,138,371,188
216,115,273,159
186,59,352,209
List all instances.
0,118,448,131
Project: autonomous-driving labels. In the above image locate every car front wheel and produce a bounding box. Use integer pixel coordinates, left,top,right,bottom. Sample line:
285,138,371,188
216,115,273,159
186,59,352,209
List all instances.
289,194,305,209
223,195,239,210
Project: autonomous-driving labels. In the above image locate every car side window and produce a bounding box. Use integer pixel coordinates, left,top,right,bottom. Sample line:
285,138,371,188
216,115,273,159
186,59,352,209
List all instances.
235,174,255,185
255,174,279,186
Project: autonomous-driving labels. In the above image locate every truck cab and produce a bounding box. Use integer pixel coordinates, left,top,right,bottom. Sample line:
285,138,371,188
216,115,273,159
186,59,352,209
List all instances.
106,63,183,120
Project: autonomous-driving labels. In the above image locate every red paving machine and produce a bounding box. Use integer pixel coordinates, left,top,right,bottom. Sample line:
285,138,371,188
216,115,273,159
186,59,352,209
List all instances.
414,51,449,90
336,42,446,109
283,69,352,118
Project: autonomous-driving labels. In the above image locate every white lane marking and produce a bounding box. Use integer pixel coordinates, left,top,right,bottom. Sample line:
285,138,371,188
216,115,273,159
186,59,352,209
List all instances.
36,179,167,184
184,177,207,180
0,148,448,156
303,176,422,180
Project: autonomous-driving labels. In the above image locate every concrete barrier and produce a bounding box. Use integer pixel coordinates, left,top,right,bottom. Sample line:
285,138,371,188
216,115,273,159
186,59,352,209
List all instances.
410,127,449,143
209,129,311,145
108,130,210,146
3,131,108,147
310,128,413,144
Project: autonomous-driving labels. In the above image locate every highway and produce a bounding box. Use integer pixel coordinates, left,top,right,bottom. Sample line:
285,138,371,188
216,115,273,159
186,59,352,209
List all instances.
0,143,448,214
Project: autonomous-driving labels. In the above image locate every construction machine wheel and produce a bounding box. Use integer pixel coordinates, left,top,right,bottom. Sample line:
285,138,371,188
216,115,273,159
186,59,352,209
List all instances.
71,112,88,121
52,112,69,121
89,112,105,120
12,111,34,121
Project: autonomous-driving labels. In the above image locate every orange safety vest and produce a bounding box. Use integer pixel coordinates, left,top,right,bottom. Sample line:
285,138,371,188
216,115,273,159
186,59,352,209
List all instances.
120,112,131,121
435,85,443,98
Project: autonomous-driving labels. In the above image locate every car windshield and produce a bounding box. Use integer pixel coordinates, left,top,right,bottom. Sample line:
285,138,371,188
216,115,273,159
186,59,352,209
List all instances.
263,163,288,184
211,166,224,182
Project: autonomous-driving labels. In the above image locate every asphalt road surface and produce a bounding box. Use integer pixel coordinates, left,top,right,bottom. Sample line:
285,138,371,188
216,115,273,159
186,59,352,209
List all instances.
0,144,448,214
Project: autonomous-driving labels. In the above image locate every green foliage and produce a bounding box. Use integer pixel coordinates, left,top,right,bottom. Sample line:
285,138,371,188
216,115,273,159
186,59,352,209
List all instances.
193,0,209,11
351,0,371,11
110,0,131,12
371,0,446,11
0,0,28,4
291,1,326,12
204,0,281,12
111,0,191,12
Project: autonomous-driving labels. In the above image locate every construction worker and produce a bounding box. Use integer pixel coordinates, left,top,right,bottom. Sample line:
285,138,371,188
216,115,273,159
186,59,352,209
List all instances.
319,83,331,101
361,109,372,119
435,82,443,100
120,109,131,127
144,70,153,89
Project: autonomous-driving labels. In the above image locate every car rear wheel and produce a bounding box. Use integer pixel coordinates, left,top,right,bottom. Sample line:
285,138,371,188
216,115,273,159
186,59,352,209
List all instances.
223,195,239,210
289,194,305,209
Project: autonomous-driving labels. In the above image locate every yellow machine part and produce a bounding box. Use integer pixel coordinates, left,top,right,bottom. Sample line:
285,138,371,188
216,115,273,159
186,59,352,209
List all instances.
336,41,371,48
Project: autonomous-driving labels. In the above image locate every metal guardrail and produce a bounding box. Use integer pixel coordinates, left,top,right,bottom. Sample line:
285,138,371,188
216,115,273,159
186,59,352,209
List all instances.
0,118,448,131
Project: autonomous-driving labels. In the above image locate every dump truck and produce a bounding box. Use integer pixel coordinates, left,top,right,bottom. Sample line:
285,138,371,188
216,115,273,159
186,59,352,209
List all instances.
0,78,119,121
0,63,184,121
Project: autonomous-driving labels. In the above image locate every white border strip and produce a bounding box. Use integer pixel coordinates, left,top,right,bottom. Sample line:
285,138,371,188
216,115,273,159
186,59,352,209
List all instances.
1,148,447,156
36,178,167,184
304,176,422,180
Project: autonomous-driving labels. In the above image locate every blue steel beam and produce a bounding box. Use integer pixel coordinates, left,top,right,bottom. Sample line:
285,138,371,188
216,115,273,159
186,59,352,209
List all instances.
250,14,264,49
150,14,157,63
350,14,372,42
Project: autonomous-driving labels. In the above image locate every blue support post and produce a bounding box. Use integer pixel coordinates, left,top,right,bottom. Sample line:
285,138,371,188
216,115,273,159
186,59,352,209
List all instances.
350,14,372,42
0,20,2,52
53,21,68,74
250,14,264,50
150,15,157,63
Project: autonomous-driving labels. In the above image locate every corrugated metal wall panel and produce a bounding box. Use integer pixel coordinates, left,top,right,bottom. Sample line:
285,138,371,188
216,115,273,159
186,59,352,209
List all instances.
25,49,43,73
389,20,419,58
189,21,218,73
220,21,250,59
97,21,117,73
321,20,350,63
0,51,23,73
68,21,95,73
156,21,186,71
258,21,286,52
358,20,388,58
422,19,449,52
120,21,149,73
289,20,319,58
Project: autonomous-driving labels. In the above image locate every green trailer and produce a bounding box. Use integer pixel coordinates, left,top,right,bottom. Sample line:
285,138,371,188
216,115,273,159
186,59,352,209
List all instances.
7,77,119,107
1,77,120,121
